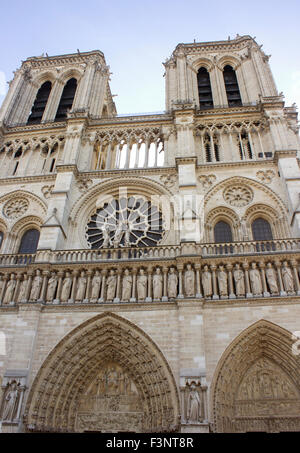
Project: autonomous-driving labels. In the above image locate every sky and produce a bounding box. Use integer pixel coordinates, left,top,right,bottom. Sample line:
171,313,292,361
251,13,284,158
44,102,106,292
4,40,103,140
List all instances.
0,0,299,114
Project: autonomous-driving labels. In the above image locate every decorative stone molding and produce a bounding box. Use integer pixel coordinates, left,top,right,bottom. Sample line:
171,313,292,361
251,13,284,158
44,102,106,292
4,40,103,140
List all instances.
159,174,177,188
223,185,253,207
3,198,29,219
198,174,216,189
256,170,275,184
41,185,54,199
76,177,93,192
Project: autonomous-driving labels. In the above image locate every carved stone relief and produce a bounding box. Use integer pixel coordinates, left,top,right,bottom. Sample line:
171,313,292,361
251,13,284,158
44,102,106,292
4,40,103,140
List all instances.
3,198,29,219
256,170,275,184
198,174,216,189
159,174,177,188
41,185,54,199
223,186,253,207
76,362,143,432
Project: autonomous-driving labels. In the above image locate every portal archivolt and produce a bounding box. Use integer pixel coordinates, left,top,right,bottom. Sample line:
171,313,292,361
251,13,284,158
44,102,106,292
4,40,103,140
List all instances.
211,320,300,432
24,313,179,432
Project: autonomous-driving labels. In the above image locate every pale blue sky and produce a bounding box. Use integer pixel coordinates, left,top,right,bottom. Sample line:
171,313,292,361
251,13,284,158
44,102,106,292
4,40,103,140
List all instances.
0,0,299,114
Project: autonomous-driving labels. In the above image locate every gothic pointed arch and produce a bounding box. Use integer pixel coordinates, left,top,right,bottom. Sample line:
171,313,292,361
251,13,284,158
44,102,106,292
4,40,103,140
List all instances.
24,312,180,433
210,320,300,433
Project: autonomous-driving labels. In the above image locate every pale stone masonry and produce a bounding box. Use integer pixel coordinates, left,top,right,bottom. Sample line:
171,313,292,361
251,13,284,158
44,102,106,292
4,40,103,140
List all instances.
0,35,300,433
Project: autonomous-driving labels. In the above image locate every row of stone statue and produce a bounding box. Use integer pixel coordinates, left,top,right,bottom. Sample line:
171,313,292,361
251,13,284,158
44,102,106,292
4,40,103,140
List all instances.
0,260,299,305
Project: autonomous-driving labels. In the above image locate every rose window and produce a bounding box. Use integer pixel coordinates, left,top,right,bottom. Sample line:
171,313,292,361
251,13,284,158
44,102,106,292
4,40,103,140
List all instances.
3,198,29,219
85,196,164,249
223,186,253,207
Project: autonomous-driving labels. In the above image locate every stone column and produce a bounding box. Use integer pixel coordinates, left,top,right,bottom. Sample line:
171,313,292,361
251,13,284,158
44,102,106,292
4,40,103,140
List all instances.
114,269,122,303
162,267,168,302
53,271,64,304
226,264,236,299
99,269,107,303
130,269,137,303
291,260,300,295
145,267,152,302
243,263,253,298
211,265,219,300
177,264,184,299
275,260,287,296
13,273,22,304
25,271,33,301
0,274,8,305
85,270,93,303
195,263,202,298
259,262,270,297
39,270,49,302
70,270,78,303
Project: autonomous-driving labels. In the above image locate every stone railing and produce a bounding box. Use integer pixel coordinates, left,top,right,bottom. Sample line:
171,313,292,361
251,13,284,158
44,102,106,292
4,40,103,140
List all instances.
0,255,300,306
0,239,298,268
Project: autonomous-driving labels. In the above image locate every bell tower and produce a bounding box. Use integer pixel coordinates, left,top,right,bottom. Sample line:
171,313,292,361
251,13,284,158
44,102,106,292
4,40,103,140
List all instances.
0,50,116,127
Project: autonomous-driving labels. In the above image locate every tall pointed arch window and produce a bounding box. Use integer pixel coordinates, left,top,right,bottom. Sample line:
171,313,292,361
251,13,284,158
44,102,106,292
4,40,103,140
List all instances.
18,229,40,254
223,65,242,107
214,221,233,243
197,67,213,110
55,78,77,121
252,218,273,241
252,217,274,251
27,81,52,124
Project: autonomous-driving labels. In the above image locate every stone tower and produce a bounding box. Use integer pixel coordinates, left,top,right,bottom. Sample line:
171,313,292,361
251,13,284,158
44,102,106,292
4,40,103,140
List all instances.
0,36,300,433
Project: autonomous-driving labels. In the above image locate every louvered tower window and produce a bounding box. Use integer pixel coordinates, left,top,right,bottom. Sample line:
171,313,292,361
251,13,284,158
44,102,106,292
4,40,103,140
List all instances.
223,65,242,107
214,221,233,243
18,229,40,254
55,78,77,121
197,68,213,110
27,81,52,124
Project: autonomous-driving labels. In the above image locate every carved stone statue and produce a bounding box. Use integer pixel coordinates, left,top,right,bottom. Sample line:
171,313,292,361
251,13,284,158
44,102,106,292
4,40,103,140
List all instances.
46,272,58,303
106,270,117,301
76,271,87,301
91,270,101,300
282,261,294,294
233,264,245,297
184,264,195,297
152,267,163,300
124,220,131,247
202,265,212,298
137,269,147,300
3,274,16,304
122,269,132,301
29,269,43,301
102,221,111,248
2,381,19,421
187,384,202,423
113,222,123,248
18,274,28,302
265,263,279,295
61,272,72,302
249,263,262,296
168,267,178,299
218,266,228,297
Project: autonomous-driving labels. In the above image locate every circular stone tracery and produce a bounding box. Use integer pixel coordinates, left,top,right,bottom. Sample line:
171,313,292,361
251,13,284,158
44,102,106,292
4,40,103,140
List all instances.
85,196,164,249
3,198,29,219
223,185,253,207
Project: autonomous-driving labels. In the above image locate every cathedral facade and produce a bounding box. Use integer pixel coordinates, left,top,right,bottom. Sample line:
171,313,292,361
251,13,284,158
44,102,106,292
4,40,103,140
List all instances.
0,35,300,433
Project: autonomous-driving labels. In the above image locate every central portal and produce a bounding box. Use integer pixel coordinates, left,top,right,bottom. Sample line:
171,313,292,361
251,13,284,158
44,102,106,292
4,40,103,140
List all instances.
76,362,144,432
